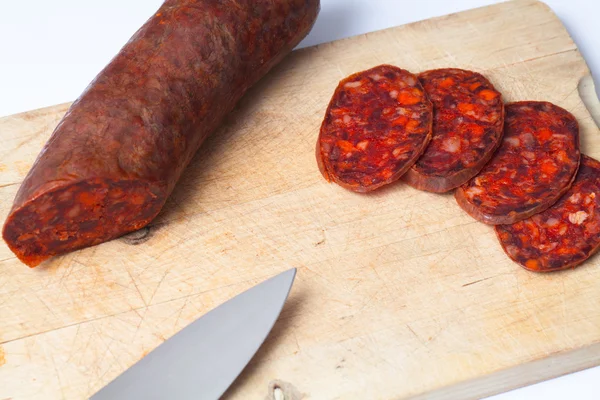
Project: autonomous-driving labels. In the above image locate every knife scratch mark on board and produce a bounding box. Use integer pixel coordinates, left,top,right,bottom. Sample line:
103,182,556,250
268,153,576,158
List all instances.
127,268,147,307
172,296,190,330
132,308,148,344
406,324,428,348
147,270,170,306
49,350,66,399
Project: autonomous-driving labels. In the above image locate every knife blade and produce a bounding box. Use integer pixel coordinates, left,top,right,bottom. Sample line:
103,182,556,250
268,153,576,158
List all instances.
90,268,297,400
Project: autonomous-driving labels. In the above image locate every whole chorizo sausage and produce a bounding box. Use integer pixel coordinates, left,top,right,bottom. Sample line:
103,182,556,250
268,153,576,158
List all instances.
2,0,320,267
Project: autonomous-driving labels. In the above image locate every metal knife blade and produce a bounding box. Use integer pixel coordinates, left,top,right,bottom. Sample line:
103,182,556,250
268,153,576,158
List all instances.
90,268,297,400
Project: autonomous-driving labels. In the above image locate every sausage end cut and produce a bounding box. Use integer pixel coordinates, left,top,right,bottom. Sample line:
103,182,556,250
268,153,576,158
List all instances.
316,64,433,192
3,180,165,268
496,155,600,272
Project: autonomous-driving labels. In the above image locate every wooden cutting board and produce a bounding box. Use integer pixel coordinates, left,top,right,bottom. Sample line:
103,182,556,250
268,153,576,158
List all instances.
2,1,600,399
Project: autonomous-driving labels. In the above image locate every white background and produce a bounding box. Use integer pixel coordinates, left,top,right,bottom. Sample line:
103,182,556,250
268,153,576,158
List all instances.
1,0,599,398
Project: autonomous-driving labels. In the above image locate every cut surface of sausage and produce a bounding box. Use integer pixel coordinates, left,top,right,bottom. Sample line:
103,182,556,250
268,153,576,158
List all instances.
2,0,320,267
316,64,433,192
496,155,600,272
455,101,580,225
403,68,504,192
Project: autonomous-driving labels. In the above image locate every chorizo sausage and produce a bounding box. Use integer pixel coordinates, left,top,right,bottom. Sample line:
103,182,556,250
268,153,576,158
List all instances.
403,68,504,193
496,155,600,272
455,101,580,225
2,0,320,267
316,65,433,192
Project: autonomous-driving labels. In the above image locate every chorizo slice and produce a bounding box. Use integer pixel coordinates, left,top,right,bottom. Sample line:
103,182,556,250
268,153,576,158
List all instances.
403,68,504,193
455,101,580,225
2,0,320,267
316,64,433,192
496,155,600,272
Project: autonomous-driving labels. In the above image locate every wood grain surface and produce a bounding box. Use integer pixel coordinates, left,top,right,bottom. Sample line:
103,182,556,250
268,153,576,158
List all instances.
2,1,600,399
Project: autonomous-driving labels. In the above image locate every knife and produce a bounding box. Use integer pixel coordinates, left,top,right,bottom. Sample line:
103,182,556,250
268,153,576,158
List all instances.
90,268,297,400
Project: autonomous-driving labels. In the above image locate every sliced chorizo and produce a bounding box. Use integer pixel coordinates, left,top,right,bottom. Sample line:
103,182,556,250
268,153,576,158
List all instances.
455,101,580,225
496,155,600,272
403,68,504,193
316,64,433,192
